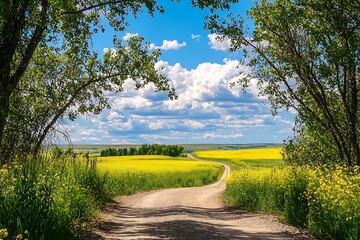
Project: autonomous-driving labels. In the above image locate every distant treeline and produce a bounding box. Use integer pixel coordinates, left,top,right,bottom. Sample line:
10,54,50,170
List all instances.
100,144,184,157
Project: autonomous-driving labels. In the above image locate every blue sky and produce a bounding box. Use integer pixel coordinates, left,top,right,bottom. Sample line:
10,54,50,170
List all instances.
67,0,296,145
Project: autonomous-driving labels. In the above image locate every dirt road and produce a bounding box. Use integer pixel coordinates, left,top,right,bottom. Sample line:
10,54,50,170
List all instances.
91,156,312,240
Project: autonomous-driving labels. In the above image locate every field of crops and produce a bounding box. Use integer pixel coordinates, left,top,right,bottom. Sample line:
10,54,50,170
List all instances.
95,155,224,193
97,155,220,173
210,147,360,239
0,152,224,239
192,147,283,170
3,146,358,239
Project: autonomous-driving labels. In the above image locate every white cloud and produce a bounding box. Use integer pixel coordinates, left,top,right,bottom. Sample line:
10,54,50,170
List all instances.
103,48,117,57
149,43,156,50
111,139,132,144
113,96,152,109
67,58,295,144
191,34,201,41
140,134,177,141
123,32,139,40
201,133,243,139
208,33,231,51
147,40,187,51
159,40,187,50
184,119,206,129
161,58,258,112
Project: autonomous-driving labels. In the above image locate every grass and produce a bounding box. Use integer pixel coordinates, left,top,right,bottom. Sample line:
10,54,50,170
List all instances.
204,147,360,239
192,147,284,170
95,155,224,194
8,145,360,239
0,152,224,240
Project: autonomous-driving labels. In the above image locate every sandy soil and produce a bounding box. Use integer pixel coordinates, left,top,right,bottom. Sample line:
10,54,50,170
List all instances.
89,156,314,240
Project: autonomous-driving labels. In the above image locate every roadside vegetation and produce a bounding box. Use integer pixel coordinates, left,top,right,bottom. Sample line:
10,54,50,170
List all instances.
196,148,360,239
1,0,358,240
0,148,223,240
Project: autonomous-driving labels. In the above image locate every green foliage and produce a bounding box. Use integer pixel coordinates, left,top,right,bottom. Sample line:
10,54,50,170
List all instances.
100,144,184,157
0,151,223,239
207,0,360,167
0,0,241,164
0,155,97,239
0,1,178,163
225,165,360,239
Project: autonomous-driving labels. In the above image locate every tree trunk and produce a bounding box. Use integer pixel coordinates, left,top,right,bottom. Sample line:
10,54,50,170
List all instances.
349,66,360,166
0,88,11,164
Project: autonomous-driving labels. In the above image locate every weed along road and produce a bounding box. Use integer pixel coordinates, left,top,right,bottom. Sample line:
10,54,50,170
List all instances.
92,155,308,240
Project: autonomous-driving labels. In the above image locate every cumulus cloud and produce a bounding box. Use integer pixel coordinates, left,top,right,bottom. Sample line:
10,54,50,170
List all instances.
113,96,152,109
107,111,126,121
67,59,295,144
158,40,187,50
201,133,243,139
208,33,231,51
160,58,256,112
123,32,139,40
191,34,201,41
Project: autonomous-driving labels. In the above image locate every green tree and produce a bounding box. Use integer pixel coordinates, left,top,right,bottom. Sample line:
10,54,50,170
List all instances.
207,0,360,166
0,1,174,163
0,0,238,164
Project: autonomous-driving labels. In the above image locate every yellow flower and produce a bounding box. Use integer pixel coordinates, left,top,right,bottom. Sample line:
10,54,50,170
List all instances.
0,229,8,238
24,230,29,235
9,185,15,191
16,233,23,239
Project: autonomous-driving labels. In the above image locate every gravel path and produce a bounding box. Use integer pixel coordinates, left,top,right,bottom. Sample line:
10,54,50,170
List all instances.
90,156,313,240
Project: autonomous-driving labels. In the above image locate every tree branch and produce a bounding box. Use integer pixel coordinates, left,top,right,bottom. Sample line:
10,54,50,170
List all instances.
61,0,124,15
33,71,129,154
9,0,48,91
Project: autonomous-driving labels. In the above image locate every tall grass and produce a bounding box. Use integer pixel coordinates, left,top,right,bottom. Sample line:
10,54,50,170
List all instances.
0,152,223,239
226,165,360,239
0,153,104,240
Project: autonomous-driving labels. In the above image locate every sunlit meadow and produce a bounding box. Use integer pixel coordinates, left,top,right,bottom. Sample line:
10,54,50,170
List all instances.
216,147,360,239
97,155,221,173
0,152,223,240
96,155,224,194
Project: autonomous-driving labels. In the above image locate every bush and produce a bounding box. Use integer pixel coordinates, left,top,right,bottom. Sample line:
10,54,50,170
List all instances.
225,165,360,239
0,152,224,239
0,154,101,239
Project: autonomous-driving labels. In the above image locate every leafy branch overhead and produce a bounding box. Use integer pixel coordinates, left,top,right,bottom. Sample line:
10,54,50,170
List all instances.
0,1,171,162
0,0,238,163
208,0,360,166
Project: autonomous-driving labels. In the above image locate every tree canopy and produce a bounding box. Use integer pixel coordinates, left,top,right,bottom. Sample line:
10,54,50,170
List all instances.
208,0,360,166
0,0,238,164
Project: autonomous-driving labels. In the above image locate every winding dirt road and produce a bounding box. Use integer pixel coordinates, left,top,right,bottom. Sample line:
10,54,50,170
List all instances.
91,156,312,240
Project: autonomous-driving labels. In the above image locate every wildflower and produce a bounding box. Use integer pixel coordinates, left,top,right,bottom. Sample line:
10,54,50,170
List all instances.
9,185,15,191
24,230,28,235
0,229,8,238
16,233,23,239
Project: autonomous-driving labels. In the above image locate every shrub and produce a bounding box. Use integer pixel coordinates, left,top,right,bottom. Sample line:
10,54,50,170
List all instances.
225,165,360,238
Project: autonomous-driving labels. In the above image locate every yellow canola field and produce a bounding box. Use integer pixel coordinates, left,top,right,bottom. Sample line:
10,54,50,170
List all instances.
194,147,281,160
97,155,221,173
193,147,283,168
